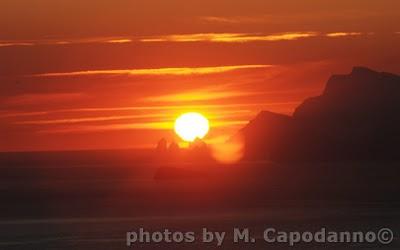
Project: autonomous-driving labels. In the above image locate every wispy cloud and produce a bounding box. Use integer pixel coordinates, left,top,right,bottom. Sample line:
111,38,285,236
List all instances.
38,119,247,134
140,32,318,43
141,32,373,43
0,42,35,47
13,110,252,125
0,102,299,118
200,11,383,25
4,93,85,105
0,31,374,48
325,32,363,37
38,122,172,134
31,65,271,77
0,111,49,118
141,90,261,102
104,39,132,44
200,16,266,24
0,37,133,47
14,114,162,125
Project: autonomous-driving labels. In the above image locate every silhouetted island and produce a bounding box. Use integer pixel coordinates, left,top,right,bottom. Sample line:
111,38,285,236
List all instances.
237,67,400,162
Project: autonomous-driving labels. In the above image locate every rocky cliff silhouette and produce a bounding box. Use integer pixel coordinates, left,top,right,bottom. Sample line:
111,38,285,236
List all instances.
238,67,400,161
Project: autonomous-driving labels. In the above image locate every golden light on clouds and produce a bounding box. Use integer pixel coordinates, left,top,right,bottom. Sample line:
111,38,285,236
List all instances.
0,42,35,47
0,37,135,47
140,32,319,43
1,102,300,119
14,114,163,125
0,32,318,47
200,16,266,24
5,93,86,105
38,122,173,134
37,119,247,134
32,65,271,77
141,90,261,102
325,32,363,37
105,39,133,43
1,0,398,152
0,31,376,48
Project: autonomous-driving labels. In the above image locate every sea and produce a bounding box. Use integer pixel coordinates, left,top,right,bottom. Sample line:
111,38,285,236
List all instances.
0,150,398,249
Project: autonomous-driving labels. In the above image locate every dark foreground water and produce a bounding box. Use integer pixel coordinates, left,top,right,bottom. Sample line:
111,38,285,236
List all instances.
0,150,399,249
1,205,399,250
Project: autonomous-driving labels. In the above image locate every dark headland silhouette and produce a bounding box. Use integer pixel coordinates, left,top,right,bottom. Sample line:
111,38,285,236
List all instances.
153,67,399,202
237,67,400,162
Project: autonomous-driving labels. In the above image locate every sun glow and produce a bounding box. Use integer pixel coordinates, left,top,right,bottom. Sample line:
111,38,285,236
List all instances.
174,112,209,142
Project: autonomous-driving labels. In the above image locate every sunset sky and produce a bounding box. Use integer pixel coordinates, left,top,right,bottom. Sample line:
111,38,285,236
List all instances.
1,0,399,151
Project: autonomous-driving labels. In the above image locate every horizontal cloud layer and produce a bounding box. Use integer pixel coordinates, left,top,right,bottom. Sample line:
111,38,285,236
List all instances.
141,90,262,102
31,65,272,77
140,32,319,42
0,31,377,48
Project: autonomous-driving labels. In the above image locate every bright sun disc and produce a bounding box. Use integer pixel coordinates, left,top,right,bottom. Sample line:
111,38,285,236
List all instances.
174,112,209,142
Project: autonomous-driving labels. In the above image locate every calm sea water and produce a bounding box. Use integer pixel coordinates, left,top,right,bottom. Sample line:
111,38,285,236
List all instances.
0,150,399,249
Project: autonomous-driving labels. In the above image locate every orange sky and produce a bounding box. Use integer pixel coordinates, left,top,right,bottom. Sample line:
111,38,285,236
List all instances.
1,0,399,151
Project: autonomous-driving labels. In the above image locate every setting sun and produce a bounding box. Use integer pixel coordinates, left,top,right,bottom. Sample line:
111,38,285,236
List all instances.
174,112,209,142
